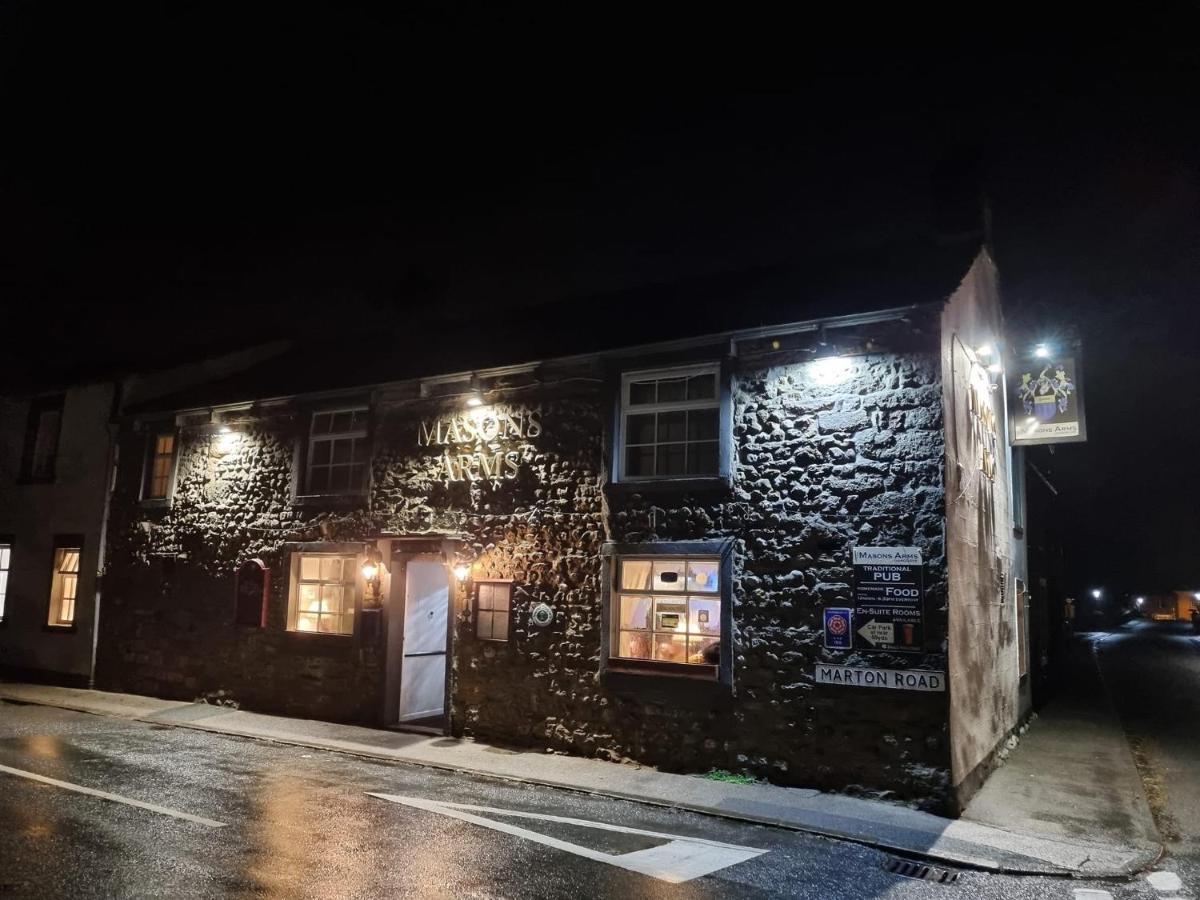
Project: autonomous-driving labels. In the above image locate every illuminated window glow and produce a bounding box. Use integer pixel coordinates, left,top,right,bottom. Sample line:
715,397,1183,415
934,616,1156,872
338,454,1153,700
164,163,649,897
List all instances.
48,546,81,626
144,432,176,499
620,366,720,479
475,581,511,641
613,555,722,666
0,544,11,621
288,553,358,634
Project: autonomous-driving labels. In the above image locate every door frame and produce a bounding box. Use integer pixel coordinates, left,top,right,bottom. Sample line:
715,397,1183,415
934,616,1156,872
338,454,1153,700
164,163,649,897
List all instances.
382,538,460,733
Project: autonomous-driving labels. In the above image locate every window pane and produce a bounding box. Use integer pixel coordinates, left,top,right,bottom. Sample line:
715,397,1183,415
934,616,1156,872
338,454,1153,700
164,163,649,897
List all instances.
656,444,686,475
297,614,318,632
688,597,721,636
686,560,720,593
317,614,339,633
332,439,353,465
620,560,652,591
476,610,493,639
619,595,652,630
60,550,80,573
300,556,321,581
656,410,686,443
311,413,332,435
687,408,718,441
311,441,332,465
330,411,354,433
618,631,652,659
652,632,688,662
651,560,687,592
625,445,655,478
687,441,719,475
319,557,342,582
492,585,510,611
657,378,686,402
628,380,656,406
299,583,320,612
1,547,11,569
688,636,721,664
477,584,493,611
349,464,367,491
687,373,716,400
492,611,509,641
329,466,350,492
307,467,330,493
626,413,656,445
321,584,343,614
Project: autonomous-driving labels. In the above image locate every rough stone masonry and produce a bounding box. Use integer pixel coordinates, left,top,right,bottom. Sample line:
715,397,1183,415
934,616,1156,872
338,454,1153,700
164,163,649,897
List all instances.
98,336,951,808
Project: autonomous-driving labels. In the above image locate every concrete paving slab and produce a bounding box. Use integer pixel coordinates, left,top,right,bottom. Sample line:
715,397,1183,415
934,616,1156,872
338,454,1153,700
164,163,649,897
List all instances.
0,680,1159,876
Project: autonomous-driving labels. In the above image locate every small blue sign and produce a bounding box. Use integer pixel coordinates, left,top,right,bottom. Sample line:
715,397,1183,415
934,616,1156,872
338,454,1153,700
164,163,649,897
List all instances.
823,607,853,650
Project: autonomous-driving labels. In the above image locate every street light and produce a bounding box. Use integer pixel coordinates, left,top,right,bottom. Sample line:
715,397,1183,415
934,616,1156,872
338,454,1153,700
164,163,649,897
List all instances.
1035,344,1050,358
1091,588,1102,600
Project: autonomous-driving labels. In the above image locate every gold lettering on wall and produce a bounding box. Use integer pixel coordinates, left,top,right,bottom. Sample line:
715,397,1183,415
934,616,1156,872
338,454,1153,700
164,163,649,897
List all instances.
967,381,999,481
418,406,541,483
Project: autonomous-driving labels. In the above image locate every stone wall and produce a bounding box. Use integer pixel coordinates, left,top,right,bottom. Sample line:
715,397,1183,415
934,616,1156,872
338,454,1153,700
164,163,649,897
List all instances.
98,334,952,807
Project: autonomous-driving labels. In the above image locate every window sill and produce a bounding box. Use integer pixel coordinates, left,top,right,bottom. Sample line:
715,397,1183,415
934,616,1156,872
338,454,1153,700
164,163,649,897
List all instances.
290,493,369,509
605,658,718,680
601,661,732,705
607,476,731,495
43,624,77,634
139,498,173,511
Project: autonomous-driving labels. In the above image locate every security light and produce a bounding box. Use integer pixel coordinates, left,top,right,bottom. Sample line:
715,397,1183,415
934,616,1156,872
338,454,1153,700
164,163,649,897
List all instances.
1091,588,1102,599
1034,345,1050,358
976,344,995,358
465,394,484,408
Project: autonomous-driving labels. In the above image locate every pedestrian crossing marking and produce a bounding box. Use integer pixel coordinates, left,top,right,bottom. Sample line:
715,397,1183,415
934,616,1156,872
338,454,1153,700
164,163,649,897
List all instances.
367,793,766,883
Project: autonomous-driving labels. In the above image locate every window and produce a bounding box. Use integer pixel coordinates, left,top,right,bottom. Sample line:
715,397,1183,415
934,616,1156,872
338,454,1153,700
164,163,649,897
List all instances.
143,431,177,500
287,553,358,634
304,409,369,495
619,365,721,480
48,545,81,627
0,542,10,621
475,581,511,641
22,395,65,482
612,554,723,667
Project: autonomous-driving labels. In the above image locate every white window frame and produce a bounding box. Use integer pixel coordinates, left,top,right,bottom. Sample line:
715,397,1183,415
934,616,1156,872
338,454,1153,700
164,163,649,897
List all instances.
618,363,722,482
303,407,370,497
475,580,512,641
47,545,81,627
0,542,11,622
610,552,724,669
287,552,361,635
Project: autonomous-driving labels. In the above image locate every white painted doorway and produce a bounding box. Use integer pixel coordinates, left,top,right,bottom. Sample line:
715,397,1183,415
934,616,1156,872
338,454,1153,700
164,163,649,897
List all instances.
398,559,450,723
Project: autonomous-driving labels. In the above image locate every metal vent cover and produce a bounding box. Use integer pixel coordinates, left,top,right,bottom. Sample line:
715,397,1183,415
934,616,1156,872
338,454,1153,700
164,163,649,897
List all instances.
883,856,961,884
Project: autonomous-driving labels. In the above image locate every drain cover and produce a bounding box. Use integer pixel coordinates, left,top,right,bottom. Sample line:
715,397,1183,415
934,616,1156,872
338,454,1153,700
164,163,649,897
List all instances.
883,856,960,884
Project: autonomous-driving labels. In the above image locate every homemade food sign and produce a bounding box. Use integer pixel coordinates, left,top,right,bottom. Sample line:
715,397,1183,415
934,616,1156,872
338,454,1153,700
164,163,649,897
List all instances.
852,546,925,652
419,405,542,483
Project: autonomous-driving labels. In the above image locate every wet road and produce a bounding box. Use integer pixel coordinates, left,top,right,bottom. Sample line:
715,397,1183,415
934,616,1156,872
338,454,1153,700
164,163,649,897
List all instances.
0,701,1183,898
1094,619,1200,887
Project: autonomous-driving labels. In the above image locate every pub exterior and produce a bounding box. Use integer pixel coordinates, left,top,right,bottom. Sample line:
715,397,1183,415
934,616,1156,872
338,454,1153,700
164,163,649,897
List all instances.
95,248,1024,812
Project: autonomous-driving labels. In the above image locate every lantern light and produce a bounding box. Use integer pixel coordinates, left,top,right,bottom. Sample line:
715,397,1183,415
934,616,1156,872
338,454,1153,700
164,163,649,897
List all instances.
465,394,484,408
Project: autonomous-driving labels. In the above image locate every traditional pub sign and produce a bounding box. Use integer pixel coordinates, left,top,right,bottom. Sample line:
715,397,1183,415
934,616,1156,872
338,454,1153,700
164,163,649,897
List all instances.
851,546,925,652
1007,349,1087,446
418,405,542,483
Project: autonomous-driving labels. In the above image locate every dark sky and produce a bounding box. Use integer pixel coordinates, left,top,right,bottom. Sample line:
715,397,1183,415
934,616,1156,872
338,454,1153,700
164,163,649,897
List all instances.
2,8,1197,593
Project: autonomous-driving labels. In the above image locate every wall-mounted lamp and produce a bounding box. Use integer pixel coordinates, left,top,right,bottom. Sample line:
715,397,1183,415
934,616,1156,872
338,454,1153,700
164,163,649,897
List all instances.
976,343,995,358
1034,344,1050,359
465,394,484,408
453,564,471,582
362,546,385,607
213,426,240,456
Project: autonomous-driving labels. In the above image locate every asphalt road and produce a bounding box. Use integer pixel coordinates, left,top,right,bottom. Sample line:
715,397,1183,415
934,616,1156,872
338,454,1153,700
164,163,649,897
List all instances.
1093,619,1200,889
0,701,1181,899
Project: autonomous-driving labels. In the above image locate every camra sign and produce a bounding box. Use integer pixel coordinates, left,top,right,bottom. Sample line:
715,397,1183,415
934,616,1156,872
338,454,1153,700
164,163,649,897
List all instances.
418,405,542,483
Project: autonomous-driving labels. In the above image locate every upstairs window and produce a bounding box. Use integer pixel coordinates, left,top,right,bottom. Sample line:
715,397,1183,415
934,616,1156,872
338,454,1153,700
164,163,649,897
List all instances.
619,365,721,480
612,553,723,669
0,542,10,622
48,544,81,627
305,409,369,496
142,431,178,500
22,395,65,482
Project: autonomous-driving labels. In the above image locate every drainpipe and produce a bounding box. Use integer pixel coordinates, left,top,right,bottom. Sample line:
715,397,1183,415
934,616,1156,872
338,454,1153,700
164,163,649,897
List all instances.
89,385,123,689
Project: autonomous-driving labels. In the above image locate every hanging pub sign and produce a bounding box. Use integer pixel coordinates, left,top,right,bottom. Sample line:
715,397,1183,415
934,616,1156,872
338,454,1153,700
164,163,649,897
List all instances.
852,546,925,652
234,558,269,628
1008,349,1087,445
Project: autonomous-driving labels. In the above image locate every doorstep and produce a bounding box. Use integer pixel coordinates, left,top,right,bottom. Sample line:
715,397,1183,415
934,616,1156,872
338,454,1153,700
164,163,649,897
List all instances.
0,681,1159,877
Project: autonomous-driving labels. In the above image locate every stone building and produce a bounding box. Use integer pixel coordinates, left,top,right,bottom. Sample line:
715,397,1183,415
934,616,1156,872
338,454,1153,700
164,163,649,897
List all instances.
94,247,1024,811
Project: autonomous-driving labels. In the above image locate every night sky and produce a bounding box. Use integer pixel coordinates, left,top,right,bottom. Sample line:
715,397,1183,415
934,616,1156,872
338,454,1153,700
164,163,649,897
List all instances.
2,9,1197,594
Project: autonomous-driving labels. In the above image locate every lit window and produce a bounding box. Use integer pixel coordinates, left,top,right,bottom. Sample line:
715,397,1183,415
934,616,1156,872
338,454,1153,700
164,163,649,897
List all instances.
620,365,721,480
48,546,81,627
0,543,11,621
143,432,177,500
612,554,722,667
23,396,64,482
475,581,511,641
287,553,358,635
305,409,369,495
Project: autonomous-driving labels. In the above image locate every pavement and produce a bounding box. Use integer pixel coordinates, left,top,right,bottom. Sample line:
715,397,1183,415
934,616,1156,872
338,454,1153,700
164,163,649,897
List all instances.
962,634,1161,853
0,677,1162,879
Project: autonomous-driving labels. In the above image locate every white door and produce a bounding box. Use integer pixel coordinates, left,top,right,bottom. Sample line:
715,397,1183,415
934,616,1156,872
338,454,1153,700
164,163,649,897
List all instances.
399,560,449,722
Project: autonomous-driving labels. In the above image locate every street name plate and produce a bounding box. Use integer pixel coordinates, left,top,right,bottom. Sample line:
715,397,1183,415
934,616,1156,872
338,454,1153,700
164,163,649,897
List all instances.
815,664,945,692
851,546,925,652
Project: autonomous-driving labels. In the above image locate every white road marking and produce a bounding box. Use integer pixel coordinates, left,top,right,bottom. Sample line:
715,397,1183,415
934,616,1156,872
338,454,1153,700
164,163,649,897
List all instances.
1072,890,1114,900
0,763,226,828
1147,871,1184,892
368,793,766,883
